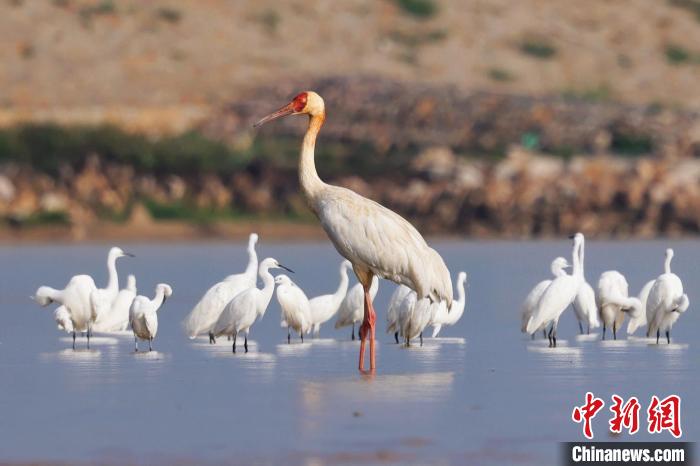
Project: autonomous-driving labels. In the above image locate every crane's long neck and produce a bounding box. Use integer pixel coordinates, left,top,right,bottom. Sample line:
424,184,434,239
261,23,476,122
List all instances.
106,254,119,294
244,240,258,282
257,265,275,317
333,264,350,304
299,114,327,204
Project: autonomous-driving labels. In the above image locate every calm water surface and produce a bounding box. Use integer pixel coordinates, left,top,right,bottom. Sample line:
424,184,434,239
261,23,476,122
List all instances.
0,240,697,465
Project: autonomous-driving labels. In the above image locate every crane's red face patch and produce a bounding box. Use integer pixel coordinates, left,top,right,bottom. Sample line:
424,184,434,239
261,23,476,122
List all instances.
292,92,308,112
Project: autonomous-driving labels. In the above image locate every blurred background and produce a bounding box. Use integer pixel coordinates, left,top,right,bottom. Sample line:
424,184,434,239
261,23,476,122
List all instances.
2,0,700,241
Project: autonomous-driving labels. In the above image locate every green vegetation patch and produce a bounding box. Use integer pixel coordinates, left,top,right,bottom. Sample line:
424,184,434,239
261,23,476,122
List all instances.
664,43,700,64
519,39,557,59
394,0,439,19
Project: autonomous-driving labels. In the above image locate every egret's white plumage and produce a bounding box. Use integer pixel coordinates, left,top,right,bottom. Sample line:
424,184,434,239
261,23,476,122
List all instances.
34,274,96,348
521,257,570,335
627,280,654,335
276,275,312,343
183,233,259,340
571,237,599,334
308,260,352,337
334,276,379,340
398,294,436,344
212,257,289,352
386,284,413,343
53,306,74,333
93,274,136,332
430,271,468,337
597,270,641,340
129,283,172,352
646,249,689,343
90,246,133,324
526,233,584,346
254,91,452,370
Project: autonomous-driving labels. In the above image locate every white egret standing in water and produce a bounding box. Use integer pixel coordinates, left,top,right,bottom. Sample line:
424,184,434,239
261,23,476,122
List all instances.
521,257,570,339
130,283,172,352
93,274,136,332
90,247,133,326
572,237,599,335
276,274,312,343
334,277,379,341
597,271,641,340
308,260,351,337
627,280,654,335
430,272,468,337
386,284,413,344
646,248,690,344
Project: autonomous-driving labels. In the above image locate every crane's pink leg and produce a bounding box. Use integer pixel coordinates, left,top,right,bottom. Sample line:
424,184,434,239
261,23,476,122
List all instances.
358,286,376,371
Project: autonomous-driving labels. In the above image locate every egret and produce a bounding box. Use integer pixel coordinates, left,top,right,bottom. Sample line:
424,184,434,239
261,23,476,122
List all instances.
520,257,570,338
572,237,599,335
646,249,690,344
526,233,584,347
334,277,379,341
399,294,439,346
33,275,96,349
93,274,136,332
129,283,172,352
255,91,453,371
627,280,654,335
430,271,468,337
90,247,133,326
597,271,641,340
276,275,312,343
183,233,259,341
386,284,413,344
212,257,292,353
53,306,74,334
308,260,352,337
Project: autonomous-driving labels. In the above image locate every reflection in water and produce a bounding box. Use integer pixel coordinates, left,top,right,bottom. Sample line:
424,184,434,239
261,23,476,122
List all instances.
526,345,584,369
40,348,103,362
404,338,467,367
59,336,120,346
277,342,314,357
190,339,276,380
574,333,600,342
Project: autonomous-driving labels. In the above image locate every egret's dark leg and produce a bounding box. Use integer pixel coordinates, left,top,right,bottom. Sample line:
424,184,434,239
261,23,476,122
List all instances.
227,335,231,341
134,336,138,352
656,329,660,345
552,324,557,348
351,323,355,341
602,324,606,340
394,331,399,344
406,335,410,347
579,321,584,335
209,332,216,344
149,338,153,352
301,332,304,344
548,325,553,347
531,332,535,340
613,322,617,340
587,324,590,335
420,332,423,346
666,330,670,344
287,328,291,344
87,326,91,350
72,331,76,350
244,335,248,353
542,328,547,340
233,334,237,353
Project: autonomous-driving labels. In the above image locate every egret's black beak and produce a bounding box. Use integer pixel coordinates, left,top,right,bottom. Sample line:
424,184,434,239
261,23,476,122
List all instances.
125,252,135,258
568,234,575,239
279,264,295,273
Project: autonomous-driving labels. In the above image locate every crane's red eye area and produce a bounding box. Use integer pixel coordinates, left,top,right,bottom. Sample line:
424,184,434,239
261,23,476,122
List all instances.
292,92,308,112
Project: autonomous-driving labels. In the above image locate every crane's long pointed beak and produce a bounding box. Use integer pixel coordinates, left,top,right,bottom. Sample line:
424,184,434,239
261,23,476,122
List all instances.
279,264,295,273
253,102,295,128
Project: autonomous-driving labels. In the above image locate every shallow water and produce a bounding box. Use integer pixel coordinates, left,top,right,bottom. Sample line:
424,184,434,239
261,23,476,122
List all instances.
0,240,697,465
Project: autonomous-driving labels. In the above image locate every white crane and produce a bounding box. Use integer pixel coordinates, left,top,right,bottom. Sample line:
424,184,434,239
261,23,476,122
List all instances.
183,233,259,341
571,237,599,335
129,283,172,352
646,248,690,344
596,271,641,340
254,91,453,371
526,233,584,347
212,258,291,353
276,274,312,343
308,260,352,337
430,271,468,337
93,274,136,332
386,284,413,344
334,276,379,341
90,246,133,326
33,275,96,349
627,280,654,335
521,257,570,338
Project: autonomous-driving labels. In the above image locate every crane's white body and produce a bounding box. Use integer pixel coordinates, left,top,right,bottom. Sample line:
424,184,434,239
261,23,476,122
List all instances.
308,260,351,336
93,274,136,332
53,306,74,333
521,257,569,334
212,258,284,348
130,283,172,351
276,275,313,340
646,249,689,342
430,272,468,337
627,279,654,335
334,276,379,331
386,284,413,338
90,247,131,324
526,234,585,344
183,233,259,338
34,275,97,333
597,270,641,339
